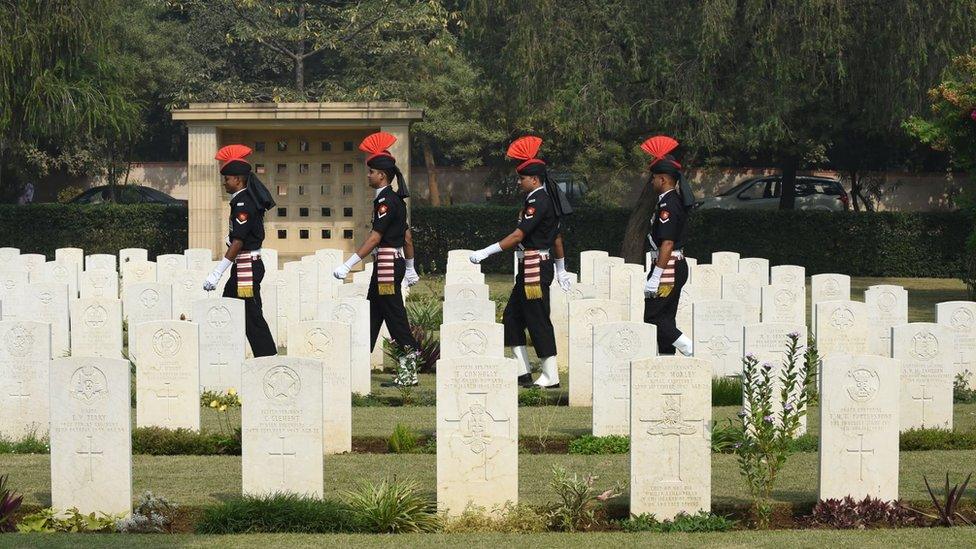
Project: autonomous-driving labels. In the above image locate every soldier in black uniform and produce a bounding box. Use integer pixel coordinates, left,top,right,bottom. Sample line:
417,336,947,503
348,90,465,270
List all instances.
470,136,573,388
332,132,421,387
640,136,695,356
203,144,278,357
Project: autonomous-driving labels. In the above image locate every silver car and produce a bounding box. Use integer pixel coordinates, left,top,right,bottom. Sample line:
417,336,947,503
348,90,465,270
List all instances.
696,176,850,211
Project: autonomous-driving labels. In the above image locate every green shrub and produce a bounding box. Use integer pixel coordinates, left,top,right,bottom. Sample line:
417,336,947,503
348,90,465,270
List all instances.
0,474,23,533
351,393,388,407
195,494,357,534
132,427,240,456
790,433,820,452
900,428,976,451
955,372,976,404
545,466,622,532
0,204,187,259
411,206,972,277
618,511,736,532
443,503,548,533
388,423,419,454
342,478,442,533
567,435,630,455
17,507,122,533
519,387,548,407
0,432,49,454
712,376,742,406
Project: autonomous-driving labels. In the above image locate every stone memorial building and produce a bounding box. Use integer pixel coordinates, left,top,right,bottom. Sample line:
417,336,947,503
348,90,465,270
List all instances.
172,102,423,262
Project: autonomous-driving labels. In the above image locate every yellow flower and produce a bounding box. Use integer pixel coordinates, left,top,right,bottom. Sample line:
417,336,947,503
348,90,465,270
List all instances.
219,404,228,412
210,400,219,408
227,388,237,396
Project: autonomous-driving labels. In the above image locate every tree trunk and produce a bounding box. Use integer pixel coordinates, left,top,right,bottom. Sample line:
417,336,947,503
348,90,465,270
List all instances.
778,155,798,210
422,137,441,206
619,179,656,264
295,4,305,96
849,170,861,212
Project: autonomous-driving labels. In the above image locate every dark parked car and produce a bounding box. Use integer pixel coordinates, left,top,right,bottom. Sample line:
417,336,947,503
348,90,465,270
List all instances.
70,185,186,205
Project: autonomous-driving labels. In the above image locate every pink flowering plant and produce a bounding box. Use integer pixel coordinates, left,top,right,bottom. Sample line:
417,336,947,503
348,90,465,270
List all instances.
735,332,817,528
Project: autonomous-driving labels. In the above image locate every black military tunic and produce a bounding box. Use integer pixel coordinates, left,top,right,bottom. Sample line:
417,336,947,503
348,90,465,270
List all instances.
221,188,277,357
643,188,689,354
367,185,419,351
503,186,558,358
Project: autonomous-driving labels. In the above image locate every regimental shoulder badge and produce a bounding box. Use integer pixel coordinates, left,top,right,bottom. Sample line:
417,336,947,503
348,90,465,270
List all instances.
524,206,536,219
235,211,249,224
376,203,389,218
658,209,670,223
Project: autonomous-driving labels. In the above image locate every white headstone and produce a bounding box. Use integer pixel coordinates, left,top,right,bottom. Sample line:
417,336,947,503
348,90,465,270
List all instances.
579,250,609,285
317,297,371,395
69,298,122,359
0,269,30,320
738,258,770,285
39,260,78,300
123,282,173,327
761,284,805,325
194,298,246,391
721,273,761,324
80,269,119,299
443,299,496,324
271,269,300,349
592,256,624,299
770,265,805,291
352,263,373,285
0,321,51,439
688,264,722,301
811,273,851,314
0,247,19,263
630,355,711,520
892,323,954,431
23,283,70,358
675,284,697,341
711,251,740,275
444,283,490,302
592,322,656,436
337,282,369,300
259,271,279,355
242,356,323,497
50,356,132,515
85,254,117,272
171,269,209,320
285,260,318,320
445,270,486,286
816,300,868,356
121,260,157,287
16,253,47,281
440,321,504,360
55,247,84,272
447,249,480,272
184,248,213,272
935,301,976,379
134,321,200,430
568,299,624,406
288,320,352,455
436,355,518,515
818,354,899,501
261,248,279,271
551,278,594,372
155,254,187,284
865,285,908,356
610,263,646,322
692,300,745,377
119,248,148,266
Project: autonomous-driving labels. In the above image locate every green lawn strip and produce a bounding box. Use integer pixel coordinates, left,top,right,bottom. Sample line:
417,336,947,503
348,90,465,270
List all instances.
3,451,974,509
2,528,976,548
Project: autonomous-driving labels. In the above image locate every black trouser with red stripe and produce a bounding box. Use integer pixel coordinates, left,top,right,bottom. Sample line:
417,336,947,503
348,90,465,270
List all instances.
368,257,419,352
222,257,277,357
503,258,557,358
644,258,688,355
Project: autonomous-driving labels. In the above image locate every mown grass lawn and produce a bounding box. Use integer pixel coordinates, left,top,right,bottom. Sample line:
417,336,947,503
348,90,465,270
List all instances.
2,528,976,548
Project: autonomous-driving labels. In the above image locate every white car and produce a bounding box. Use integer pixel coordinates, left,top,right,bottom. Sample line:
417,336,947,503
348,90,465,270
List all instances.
696,176,850,211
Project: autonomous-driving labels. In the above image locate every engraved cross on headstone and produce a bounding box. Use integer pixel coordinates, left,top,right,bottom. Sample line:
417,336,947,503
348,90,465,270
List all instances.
268,434,297,486
7,380,30,413
639,393,703,482
211,351,231,387
444,391,511,481
911,385,934,425
153,382,180,422
953,351,973,378
845,433,874,482
76,435,103,482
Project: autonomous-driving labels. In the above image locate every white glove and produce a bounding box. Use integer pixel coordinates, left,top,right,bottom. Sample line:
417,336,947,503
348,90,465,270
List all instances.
404,258,420,287
644,266,664,298
469,242,503,264
333,253,361,280
554,258,572,292
204,257,233,292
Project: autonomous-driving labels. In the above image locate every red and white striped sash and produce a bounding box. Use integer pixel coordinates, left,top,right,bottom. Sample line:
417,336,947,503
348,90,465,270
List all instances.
376,247,398,295
236,253,254,298
522,249,543,300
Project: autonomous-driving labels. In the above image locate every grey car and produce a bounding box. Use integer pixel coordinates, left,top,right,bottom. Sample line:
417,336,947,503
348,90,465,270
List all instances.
696,175,849,211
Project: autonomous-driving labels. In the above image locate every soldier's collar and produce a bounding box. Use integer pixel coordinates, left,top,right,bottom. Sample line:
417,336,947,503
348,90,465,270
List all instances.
230,187,247,201
374,185,391,199
525,186,544,200
657,188,675,203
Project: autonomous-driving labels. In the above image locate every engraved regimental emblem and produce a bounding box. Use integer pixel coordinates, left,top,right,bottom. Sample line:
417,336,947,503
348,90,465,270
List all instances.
264,365,301,402
70,366,108,404
845,367,880,403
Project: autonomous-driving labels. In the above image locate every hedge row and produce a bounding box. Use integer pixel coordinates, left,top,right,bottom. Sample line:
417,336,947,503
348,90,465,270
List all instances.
0,204,969,278
411,206,973,278
0,204,187,259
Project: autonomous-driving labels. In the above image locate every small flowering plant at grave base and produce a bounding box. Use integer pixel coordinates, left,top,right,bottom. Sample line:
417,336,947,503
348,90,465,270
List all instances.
201,388,241,436
735,331,816,528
